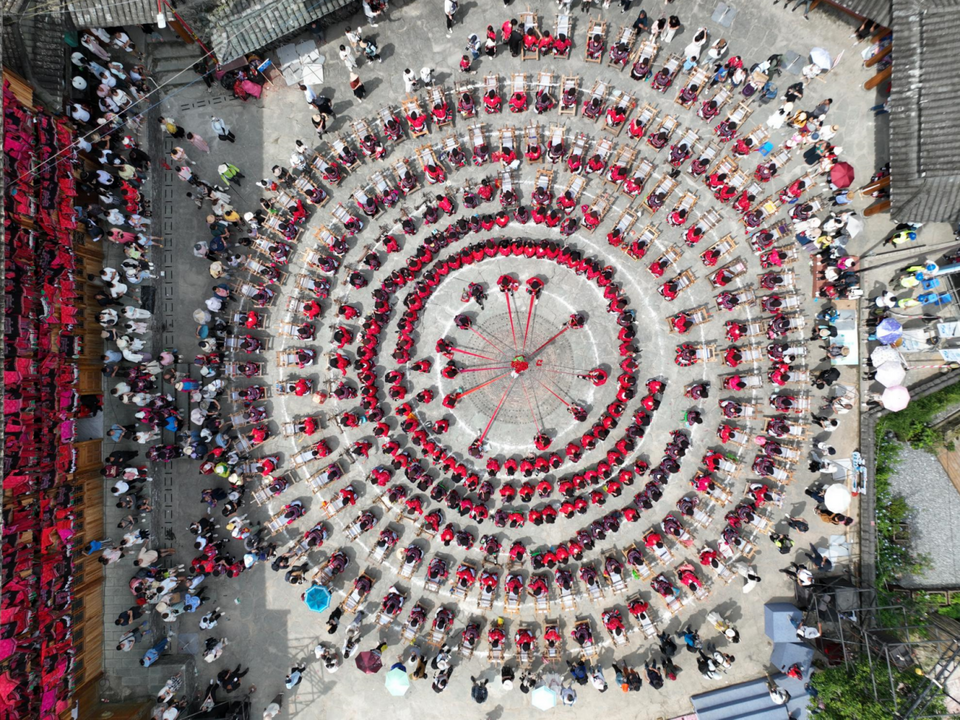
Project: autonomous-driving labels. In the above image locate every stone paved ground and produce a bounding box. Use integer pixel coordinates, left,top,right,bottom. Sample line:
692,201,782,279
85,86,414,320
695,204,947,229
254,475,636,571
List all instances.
94,0,955,716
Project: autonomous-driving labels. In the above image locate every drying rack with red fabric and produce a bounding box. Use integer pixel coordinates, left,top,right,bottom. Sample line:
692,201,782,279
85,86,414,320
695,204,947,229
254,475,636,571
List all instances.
2,79,82,720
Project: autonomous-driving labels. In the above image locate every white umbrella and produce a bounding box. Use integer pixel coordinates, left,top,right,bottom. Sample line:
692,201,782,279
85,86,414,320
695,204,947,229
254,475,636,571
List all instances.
531,685,558,711
824,483,852,513
870,345,902,366
810,47,833,70
845,214,864,238
881,385,911,411
875,361,906,387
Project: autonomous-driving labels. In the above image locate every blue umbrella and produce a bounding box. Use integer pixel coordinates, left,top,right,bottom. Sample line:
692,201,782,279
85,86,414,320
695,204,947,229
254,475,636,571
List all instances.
876,318,903,345
304,585,331,613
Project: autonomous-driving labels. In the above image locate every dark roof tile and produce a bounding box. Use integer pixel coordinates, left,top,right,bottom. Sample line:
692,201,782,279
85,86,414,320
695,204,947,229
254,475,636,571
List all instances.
888,0,960,223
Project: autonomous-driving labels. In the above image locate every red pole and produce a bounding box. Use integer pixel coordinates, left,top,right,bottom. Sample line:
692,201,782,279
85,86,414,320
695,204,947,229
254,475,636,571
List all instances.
478,377,518,443
536,379,572,407
459,372,510,398
505,292,518,351
531,325,569,355
458,365,512,373
520,379,541,431
522,293,536,352
470,327,509,355
451,347,496,361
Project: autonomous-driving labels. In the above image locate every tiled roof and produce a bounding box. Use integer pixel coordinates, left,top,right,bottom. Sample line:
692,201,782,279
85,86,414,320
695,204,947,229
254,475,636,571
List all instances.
830,0,892,26
209,0,354,64
66,0,169,29
3,6,65,108
888,0,960,224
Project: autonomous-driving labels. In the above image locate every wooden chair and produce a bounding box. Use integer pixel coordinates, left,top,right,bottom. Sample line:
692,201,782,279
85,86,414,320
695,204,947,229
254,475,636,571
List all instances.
498,125,519,167
583,191,614,231
651,54,682,92
329,135,361,172
483,74,501,113
499,169,518,206
392,157,419,196
610,206,638,239
700,234,736,264
625,223,658,260
330,202,361,233
630,39,659,75
584,17,606,63
401,96,429,138
582,79,609,121
520,11,540,60
603,87,636,136
508,73,527,113
558,75,579,115
608,24,637,69
604,144,636,188
426,85,452,128
453,81,476,119
688,140,720,179
310,151,343,184
648,114,679,150
642,174,678,214
699,85,732,120
375,105,405,144
666,304,712,333
562,174,587,205
524,121,543,164
414,144,442,184
676,66,710,108
555,12,573,56
622,157,653,198
467,123,488,166
649,245,683,276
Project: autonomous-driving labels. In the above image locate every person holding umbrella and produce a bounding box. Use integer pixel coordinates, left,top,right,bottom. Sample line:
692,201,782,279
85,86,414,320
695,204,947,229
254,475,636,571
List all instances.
385,657,411,696
356,642,389,673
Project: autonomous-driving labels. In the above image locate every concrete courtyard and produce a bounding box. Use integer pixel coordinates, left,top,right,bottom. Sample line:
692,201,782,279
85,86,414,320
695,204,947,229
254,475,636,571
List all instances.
91,0,910,716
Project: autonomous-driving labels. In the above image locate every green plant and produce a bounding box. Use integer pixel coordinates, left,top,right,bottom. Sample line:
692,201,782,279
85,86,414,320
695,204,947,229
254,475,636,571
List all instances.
809,660,897,720
809,657,946,719
879,382,960,449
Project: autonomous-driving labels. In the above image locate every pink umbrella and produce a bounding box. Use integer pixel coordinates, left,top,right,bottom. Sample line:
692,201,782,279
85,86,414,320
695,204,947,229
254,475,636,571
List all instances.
355,650,383,674
830,162,855,189
881,385,910,412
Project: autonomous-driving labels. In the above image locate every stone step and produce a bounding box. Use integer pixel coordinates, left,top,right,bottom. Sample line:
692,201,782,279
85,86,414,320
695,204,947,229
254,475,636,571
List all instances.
148,39,203,62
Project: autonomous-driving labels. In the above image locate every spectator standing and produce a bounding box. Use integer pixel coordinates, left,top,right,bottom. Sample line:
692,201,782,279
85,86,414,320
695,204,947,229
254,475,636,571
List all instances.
362,0,381,27
210,116,235,142
350,73,367,102
218,163,245,186
339,44,358,70
444,0,459,35
403,68,419,93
